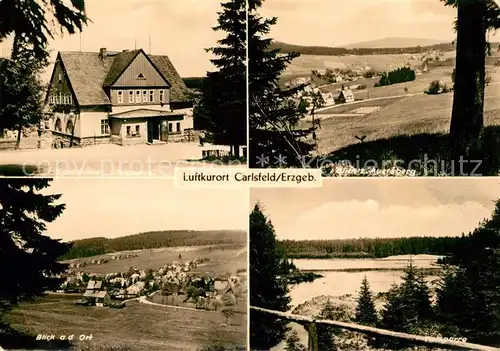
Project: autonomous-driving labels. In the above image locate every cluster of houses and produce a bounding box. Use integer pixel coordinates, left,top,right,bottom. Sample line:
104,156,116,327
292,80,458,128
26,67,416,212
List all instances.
68,253,139,269
293,84,355,113
60,257,247,309
409,50,446,63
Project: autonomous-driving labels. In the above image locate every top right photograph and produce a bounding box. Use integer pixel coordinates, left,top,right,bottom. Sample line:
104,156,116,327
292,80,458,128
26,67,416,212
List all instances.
248,0,500,177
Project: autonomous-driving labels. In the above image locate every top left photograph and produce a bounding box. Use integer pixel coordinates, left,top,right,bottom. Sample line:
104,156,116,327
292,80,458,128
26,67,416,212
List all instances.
0,0,247,177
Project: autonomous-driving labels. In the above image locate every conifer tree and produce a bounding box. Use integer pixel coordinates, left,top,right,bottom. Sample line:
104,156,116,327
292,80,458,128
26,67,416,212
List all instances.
194,0,246,157
355,276,378,326
248,0,316,168
382,261,432,331
285,330,306,351
316,299,338,351
436,200,500,346
250,203,291,349
0,178,71,312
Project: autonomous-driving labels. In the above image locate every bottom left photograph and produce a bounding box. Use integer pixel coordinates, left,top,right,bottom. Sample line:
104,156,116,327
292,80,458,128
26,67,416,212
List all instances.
0,178,248,351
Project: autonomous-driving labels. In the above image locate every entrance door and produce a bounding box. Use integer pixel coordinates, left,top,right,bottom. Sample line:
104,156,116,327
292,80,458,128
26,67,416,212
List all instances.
147,120,153,143
152,121,160,140
161,121,169,141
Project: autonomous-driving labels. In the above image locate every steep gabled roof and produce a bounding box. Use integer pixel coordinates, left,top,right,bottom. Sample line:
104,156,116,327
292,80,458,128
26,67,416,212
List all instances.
54,49,193,106
58,52,113,105
86,280,103,290
102,49,142,87
339,89,354,100
149,55,192,102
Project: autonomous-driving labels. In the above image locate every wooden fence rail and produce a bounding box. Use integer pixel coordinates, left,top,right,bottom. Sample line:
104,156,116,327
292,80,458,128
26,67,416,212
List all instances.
250,306,500,351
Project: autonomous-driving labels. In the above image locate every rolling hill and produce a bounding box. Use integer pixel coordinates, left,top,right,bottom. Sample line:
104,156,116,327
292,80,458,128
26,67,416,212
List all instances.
269,40,456,57
59,229,247,260
342,37,450,49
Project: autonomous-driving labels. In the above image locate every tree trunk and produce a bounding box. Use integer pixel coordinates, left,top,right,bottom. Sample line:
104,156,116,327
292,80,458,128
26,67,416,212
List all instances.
15,124,22,150
308,322,319,351
449,0,487,160
0,60,9,137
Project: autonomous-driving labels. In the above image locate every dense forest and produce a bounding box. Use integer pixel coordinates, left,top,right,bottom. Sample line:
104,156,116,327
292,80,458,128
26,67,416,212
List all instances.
279,236,463,259
182,77,206,91
269,41,457,56
378,67,416,86
59,230,246,260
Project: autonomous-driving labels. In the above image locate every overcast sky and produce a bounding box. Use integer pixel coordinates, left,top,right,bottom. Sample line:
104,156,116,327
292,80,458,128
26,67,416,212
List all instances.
259,0,500,46
250,179,500,240
42,178,248,242
0,0,223,78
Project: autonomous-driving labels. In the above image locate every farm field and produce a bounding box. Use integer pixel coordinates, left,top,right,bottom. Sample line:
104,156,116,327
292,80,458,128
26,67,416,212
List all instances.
317,96,407,115
281,51,456,78
320,66,454,100
3,295,246,351
299,65,500,155
65,244,247,277
149,291,247,314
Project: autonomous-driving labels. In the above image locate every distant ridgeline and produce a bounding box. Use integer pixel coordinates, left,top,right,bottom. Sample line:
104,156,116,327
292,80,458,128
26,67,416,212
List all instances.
268,41,458,56
182,77,206,91
59,230,246,260
279,236,463,259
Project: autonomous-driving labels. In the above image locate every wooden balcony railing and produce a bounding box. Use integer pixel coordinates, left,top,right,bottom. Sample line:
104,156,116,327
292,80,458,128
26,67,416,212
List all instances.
250,306,500,351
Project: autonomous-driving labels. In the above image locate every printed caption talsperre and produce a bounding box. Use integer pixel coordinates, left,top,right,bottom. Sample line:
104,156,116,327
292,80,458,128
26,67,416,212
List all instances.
175,168,323,188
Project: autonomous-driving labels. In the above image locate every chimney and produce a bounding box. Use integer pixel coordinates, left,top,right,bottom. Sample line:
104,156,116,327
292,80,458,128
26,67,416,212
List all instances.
99,48,107,59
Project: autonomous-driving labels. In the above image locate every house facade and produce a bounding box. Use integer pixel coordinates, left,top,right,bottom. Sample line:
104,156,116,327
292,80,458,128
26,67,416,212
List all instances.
337,89,355,104
83,280,110,306
45,48,194,147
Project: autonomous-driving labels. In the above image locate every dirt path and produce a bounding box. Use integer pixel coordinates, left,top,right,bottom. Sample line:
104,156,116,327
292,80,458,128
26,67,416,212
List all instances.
137,295,216,313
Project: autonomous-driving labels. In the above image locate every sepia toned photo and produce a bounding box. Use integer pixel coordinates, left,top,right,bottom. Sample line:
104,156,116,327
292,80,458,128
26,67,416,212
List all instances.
249,0,500,176
250,178,500,350
0,0,246,177
0,178,248,351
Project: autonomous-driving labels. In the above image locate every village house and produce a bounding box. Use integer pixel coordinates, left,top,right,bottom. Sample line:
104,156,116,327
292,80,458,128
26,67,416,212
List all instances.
336,89,355,104
214,278,228,291
83,280,110,307
126,281,145,296
44,48,193,147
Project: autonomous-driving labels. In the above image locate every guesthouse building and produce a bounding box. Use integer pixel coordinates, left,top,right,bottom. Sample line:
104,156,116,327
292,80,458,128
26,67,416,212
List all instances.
44,48,193,147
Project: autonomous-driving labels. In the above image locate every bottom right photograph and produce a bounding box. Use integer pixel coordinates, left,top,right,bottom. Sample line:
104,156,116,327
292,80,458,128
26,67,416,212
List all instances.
249,178,500,351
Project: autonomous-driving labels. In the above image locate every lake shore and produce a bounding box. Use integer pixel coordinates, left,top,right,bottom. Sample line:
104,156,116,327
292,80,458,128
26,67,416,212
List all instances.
270,255,445,350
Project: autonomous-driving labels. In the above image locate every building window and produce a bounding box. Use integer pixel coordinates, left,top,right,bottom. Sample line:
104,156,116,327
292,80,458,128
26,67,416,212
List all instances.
66,119,74,134
59,93,63,105
49,95,54,104
126,126,131,136
149,90,154,103
58,73,62,84
176,122,181,132
135,125,140,135
100,119,109,134
137,73,145,80
55,118,62,132
67,93,72,105
168,123,173,133
142,90,147,102
135,90,141,103
63,94,68,105
117,91,123,104
159,90,164,103
128,91,134,103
